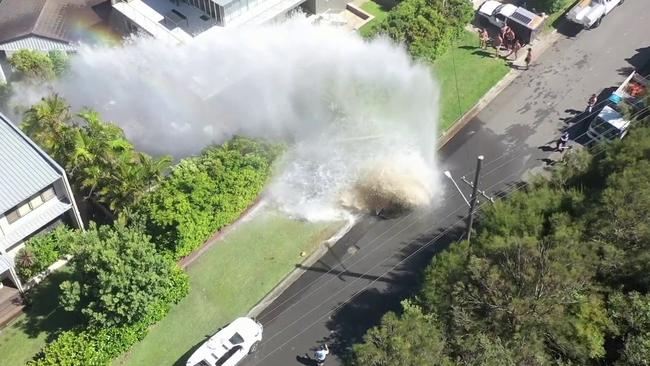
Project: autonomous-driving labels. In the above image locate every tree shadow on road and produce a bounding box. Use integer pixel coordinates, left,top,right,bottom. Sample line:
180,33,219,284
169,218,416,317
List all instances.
555,20,582,39
322,224,466,361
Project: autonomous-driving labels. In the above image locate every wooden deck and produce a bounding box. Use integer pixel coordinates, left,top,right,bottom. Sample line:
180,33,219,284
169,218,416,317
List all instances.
0,286,24,329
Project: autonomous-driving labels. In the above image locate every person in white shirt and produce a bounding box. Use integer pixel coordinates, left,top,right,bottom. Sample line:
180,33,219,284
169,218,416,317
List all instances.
314,344,329,366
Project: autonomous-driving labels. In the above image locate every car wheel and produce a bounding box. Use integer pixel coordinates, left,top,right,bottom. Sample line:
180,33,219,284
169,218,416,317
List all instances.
591,16,602,28
249,341,260,354
618,0,624,5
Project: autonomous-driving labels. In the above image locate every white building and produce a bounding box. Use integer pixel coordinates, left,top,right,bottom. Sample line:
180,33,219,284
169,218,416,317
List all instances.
110,0,351,43
0,113,83,293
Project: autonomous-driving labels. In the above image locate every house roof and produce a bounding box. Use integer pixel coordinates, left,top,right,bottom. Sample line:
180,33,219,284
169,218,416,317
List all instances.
0,0,105,46
0,113,63,214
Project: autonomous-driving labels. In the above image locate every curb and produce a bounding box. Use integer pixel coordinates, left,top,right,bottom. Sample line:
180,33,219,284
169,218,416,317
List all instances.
437,28,562,149
247,216,358,318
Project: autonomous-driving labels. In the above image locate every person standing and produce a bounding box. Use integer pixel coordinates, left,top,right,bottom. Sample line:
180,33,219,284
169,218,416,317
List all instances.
555,131,570,151
587,93,598,113
479,28,489,49
505,28,515,50
524,48,532,70
507,39,522,60
314,344,329,366
493,34,503,58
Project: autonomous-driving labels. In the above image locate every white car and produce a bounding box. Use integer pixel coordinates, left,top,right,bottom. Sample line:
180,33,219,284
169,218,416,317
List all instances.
477,0,518,29
566,0,623,29
186,317,263,366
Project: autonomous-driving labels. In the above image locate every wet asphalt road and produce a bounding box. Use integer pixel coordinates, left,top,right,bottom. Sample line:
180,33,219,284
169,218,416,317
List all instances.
241,2,650,365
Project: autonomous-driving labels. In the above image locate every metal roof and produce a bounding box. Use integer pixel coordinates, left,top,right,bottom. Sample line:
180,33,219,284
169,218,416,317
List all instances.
0,36,77,52
0,0,105,46
0,113,63,214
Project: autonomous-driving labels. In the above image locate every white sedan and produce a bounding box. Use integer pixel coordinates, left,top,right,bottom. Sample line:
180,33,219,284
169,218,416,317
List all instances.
186,317,263,366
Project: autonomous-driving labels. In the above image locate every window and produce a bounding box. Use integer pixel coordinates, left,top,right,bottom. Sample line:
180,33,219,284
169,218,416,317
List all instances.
17,203,31,217
41,188,56,201
5,209,20,224
229,332,244,345
4,186,57,225
30,195,44,209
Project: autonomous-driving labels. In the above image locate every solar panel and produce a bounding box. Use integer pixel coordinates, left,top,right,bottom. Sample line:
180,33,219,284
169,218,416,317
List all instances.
510,11,533,25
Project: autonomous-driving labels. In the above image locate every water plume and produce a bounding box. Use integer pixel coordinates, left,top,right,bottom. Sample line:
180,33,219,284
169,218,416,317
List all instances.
10,17,442,220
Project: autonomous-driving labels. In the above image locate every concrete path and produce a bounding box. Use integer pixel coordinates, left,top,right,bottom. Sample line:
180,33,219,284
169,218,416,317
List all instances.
239,2,650,365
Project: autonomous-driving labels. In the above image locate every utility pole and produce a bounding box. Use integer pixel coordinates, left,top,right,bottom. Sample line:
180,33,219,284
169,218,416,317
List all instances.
465,155,484,243
443,156,492,246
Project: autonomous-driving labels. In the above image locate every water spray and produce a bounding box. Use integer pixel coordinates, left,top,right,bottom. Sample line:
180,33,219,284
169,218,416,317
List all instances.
10,17,442,221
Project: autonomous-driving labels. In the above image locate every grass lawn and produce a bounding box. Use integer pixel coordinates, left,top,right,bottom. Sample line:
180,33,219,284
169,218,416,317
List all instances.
358,0,394,37
0,270,80,365
115,209,343,366
433,29,511,132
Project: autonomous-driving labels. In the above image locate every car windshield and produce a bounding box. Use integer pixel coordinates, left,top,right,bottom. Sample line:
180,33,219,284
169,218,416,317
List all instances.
229,332,244,345
193,360,210,366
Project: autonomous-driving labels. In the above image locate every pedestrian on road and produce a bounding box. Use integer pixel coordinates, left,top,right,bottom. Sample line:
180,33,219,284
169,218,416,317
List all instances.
524,48,532,70
555,131,570,151
479,28,489,49
493,35,503,58
314,344,329,366
587,93,598,113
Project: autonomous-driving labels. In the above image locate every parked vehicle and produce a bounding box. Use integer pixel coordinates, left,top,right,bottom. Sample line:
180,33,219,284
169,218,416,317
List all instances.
476,0,546,44
186,317,263,366
566,0,623,29
587,71,648,142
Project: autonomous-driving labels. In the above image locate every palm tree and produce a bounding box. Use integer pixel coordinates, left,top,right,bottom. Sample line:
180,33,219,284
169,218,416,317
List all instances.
20,94,73,164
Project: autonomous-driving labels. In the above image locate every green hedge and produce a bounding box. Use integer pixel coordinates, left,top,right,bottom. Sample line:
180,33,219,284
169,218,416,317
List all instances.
28,266,188,366
528,0,571,13
135,136,283,259
371,0,473,62
15,226,77,282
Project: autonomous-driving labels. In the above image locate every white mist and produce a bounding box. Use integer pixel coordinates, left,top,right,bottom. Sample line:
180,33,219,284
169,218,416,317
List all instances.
11,17,442,221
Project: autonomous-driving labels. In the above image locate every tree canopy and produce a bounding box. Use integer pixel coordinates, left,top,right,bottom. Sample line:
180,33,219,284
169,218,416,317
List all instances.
20,95,171,215
352,120,650,364
370,0,473,62
59,223,186,327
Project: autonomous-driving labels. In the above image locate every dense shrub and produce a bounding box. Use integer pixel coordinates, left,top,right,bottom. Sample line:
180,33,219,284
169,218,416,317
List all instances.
59,224,187,327
15,226,77,281
136,136,283,258
29,267,188,366
9,49,55,81
47,51,70,77
373,0,473,62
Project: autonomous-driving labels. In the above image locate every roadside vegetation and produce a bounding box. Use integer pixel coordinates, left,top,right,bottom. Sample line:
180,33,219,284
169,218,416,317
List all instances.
0,92,287,364
116,210,343,365
351,107,650,364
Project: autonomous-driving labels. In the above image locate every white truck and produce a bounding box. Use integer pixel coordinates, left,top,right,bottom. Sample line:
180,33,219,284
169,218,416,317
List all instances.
566,0,623,29
587,71,648,142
